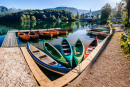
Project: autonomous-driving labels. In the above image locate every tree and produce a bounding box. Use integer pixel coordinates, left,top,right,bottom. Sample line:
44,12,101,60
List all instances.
101,3,112,24
31,16,36,21
75,12,80,19
96,13,100,18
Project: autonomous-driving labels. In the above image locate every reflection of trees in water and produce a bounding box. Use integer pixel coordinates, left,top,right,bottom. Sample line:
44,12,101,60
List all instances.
75,22,80,29
80,22,87,28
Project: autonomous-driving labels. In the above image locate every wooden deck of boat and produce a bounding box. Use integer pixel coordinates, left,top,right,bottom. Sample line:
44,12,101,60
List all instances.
1,31,18,47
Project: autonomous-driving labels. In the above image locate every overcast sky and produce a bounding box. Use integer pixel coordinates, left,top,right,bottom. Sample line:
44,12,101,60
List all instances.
0,0,121,11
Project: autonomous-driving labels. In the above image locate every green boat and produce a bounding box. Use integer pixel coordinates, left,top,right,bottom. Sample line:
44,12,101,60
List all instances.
43,40,71,68
60,37,73,68
73,38,85,66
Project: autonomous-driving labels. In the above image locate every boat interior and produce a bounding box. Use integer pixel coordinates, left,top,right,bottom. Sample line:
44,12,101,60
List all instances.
75,41,83,56
62,40,71,56
45,43,61,58
29,46,57,66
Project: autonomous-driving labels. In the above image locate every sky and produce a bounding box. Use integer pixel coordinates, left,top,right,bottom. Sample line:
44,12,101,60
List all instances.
0,0,121,11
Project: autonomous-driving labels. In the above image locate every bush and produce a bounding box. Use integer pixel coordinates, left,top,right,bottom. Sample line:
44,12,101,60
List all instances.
112,25,115,28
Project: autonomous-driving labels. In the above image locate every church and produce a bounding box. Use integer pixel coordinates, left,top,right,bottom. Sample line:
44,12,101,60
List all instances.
85,9,92,19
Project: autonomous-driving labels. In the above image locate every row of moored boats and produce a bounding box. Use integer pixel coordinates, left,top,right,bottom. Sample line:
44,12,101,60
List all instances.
27,36,99,75
18,28,73,41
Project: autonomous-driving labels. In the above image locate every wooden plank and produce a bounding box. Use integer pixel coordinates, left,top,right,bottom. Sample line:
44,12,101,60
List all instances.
21,47,53,87
1,32,18,47
0,48,38,87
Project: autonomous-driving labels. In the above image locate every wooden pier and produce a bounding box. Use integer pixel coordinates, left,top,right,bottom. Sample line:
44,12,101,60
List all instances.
1,31,18,47
0,48,38,87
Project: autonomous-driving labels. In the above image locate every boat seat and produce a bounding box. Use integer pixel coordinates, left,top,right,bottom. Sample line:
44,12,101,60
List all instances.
39,55,47,58
62,44,69,46
64,53,71,55
88,48,93,51
76,43,81,45
48,61,56,65
63,48,70,50
63,42,67,44
75,52,82,54
32,50,40,53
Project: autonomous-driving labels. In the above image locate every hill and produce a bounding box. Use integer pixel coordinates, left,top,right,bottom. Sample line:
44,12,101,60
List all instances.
0,6,12,14
48,7,88,15
9,8,22,12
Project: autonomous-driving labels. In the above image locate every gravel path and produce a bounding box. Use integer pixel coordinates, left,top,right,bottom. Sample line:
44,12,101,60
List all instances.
76,24,130,87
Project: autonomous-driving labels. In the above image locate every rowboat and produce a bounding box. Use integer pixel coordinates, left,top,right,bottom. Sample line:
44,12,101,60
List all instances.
28,31,39,40
27,43,70,75
84,37,99,60
48,30,59,36
43,40,71,68
60,37,73,68
56,28,73,31
37,31,53,38
73,38,85,66
17,32,30,41
58,30,68,35
87,29,108,36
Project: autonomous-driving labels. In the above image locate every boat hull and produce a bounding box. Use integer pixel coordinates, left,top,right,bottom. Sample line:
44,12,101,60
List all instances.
27,43,70,75
84,37,99,60
73,38,85,66
60,37,73,68
43,40,71,68
18,32,30,41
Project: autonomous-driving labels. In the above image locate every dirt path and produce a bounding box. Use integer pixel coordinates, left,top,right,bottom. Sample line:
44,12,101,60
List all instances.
76,24,130,87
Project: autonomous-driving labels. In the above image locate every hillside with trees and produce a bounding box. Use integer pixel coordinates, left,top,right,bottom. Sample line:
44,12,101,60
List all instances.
0,6,12,14
0,9,75,22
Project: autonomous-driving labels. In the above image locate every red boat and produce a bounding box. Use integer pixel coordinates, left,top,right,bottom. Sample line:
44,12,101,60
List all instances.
48,30,59,36
84,37,99,60
18,32,30,41
38,31,53,38
28,31,39,40
58,30,68,35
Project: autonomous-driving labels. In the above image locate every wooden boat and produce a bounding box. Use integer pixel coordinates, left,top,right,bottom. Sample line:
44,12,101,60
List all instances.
37,31,53,38
84,37,99,60
48,30,59,36
60,37,73,68
56,28,73,31
57,30,68,35
27,43,70,75
43,40,71,68
17,32,30,41
73,38,85,66
87,29,108,36
28,31,39,40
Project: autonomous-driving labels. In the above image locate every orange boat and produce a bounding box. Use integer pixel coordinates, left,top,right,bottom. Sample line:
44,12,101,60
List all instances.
38,31,53,38
18,32,30,41
56,28,73,31
28,31,39,40
84,37,99,60
58,30,68,35
48,30,59,36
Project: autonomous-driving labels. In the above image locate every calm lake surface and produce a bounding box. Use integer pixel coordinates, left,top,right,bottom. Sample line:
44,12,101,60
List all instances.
0,21,107,80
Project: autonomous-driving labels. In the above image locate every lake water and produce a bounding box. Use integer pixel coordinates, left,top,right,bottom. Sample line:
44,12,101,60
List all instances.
0,21,107,80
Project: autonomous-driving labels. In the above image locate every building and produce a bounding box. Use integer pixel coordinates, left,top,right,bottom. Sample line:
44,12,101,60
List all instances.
85,9,92,19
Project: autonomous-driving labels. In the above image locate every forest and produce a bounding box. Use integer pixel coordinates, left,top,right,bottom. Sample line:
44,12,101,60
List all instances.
0,9,75,22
